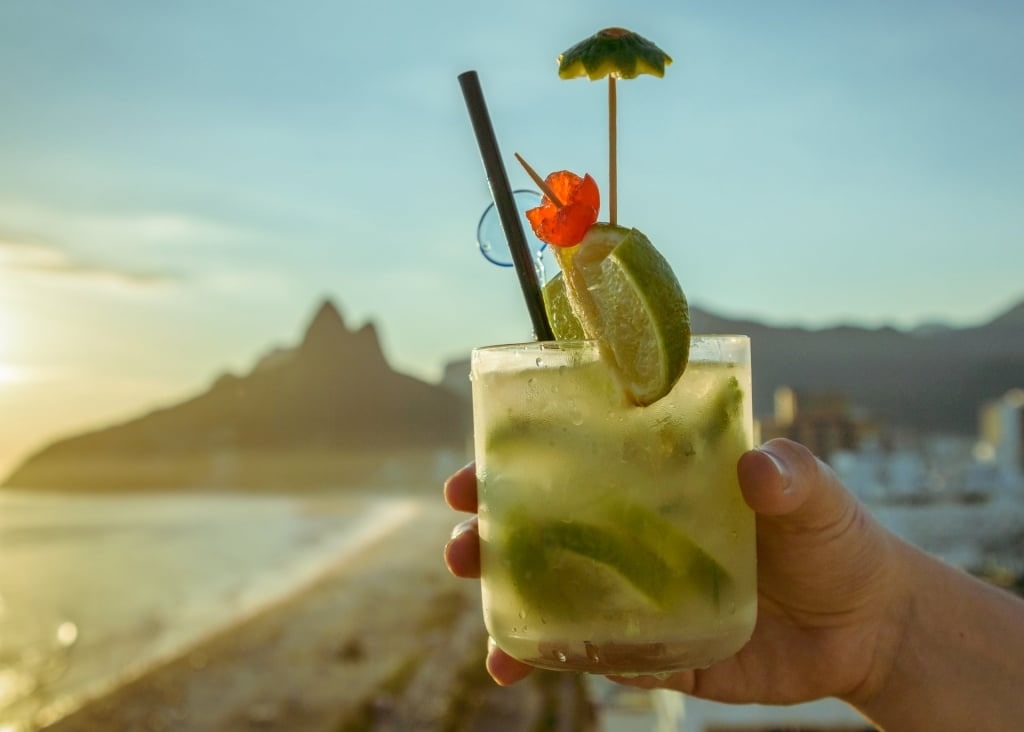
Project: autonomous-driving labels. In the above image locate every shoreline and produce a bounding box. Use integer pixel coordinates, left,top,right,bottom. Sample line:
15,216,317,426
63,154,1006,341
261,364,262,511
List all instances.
32,494,594,732
23,495,423,730
1,447,467,494
7,461,597,732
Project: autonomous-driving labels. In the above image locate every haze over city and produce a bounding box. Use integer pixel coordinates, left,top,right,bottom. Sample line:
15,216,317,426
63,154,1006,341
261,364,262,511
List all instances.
1,0,1022,477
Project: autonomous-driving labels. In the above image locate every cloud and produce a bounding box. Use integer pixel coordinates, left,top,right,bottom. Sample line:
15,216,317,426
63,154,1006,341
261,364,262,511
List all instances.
0,197,252,248
0,236,180,286
196,269,294,295
64,212,245,251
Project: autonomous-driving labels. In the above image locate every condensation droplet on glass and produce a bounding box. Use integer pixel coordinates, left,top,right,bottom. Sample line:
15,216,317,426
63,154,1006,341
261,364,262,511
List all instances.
584,641,600,663
554,650,567,663
535,357,545,368
518,609,527,620
533,250,547,282
56,621,79,647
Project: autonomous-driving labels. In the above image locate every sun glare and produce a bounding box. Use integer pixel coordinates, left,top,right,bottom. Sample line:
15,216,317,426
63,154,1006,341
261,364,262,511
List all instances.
0,363,24,385
0,305,22,384
0,311,9,353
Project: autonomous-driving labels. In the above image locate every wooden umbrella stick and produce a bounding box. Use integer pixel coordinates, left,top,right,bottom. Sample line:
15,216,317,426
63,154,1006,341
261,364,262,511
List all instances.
609,75,617,227
514,152,564,208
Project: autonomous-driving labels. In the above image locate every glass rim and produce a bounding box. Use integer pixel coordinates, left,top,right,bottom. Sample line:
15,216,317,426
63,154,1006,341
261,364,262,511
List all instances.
472,334,749,355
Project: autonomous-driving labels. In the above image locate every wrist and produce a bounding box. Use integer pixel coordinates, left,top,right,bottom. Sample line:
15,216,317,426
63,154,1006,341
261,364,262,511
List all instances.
837,533,919,713
848,536,1024,730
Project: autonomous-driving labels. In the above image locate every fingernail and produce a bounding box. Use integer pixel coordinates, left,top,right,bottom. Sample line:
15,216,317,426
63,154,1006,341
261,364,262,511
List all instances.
758,447,792,491
450,517,476,540
443,462,474,487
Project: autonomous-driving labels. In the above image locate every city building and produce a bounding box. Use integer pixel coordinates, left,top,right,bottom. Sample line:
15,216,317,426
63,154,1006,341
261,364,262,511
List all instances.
759,386,874,461
978,388,1024,483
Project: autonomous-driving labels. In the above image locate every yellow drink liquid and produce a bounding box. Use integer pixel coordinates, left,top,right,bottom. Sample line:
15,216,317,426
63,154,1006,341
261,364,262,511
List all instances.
471,335,756,674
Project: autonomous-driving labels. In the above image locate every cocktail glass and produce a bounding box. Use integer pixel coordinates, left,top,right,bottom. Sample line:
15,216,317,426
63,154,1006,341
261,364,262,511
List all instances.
471,335,756,675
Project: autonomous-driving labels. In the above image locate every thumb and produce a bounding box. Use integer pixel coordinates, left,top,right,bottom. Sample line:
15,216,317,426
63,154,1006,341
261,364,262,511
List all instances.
738,438,858,533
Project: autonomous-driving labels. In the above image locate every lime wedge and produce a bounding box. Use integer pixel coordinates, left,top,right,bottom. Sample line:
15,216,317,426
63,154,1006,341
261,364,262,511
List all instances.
554,224,690,405
705,375,744,443
542,273,587,341
503,519,675,621
612,500,728,609
500,503,729,620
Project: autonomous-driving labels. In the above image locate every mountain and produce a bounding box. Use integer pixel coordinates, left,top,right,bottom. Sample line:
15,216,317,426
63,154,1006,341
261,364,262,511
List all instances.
688,299,1024,433
8,296,1023,490
4,300,468,489
985,300,1024,329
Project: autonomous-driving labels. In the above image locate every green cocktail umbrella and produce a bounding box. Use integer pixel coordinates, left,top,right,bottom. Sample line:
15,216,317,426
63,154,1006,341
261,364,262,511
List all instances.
557,28,672,226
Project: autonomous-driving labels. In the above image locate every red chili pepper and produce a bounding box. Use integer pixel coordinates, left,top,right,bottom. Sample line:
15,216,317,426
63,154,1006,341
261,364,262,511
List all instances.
525,171,600,247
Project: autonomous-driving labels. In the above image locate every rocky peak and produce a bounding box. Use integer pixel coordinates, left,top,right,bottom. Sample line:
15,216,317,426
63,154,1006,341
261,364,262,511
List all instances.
352,321,386,356
301,299,348,351
297,298,387,369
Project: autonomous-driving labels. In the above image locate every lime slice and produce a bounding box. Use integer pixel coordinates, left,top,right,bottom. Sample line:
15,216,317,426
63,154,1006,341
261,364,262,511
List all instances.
554,224,690,406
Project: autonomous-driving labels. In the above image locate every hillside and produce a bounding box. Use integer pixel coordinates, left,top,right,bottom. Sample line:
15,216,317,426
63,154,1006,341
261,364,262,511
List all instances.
4,300,468,489
689,300,1024,432
7,295,1023,490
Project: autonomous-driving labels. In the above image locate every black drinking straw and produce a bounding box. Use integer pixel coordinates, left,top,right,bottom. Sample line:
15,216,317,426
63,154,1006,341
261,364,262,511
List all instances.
459,70,555,342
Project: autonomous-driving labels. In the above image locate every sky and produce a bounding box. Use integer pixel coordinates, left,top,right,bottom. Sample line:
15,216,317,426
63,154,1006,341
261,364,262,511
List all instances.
0,0,1022,479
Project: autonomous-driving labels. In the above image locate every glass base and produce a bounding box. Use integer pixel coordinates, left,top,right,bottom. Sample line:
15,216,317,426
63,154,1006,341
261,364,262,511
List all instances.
494,623,754,676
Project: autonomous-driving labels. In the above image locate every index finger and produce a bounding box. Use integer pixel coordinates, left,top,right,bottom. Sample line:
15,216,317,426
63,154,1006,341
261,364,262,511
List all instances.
444,462,478,513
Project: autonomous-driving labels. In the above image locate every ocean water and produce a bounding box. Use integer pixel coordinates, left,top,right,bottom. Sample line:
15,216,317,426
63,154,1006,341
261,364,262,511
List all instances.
0,488,419,730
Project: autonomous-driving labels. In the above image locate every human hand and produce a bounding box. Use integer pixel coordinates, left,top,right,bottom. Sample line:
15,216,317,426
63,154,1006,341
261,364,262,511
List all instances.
443,463,535,686
444,438,910,705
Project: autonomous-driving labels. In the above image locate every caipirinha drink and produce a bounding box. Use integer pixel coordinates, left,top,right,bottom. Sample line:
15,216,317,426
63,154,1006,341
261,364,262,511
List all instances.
463,28,757,675
473,336,755,673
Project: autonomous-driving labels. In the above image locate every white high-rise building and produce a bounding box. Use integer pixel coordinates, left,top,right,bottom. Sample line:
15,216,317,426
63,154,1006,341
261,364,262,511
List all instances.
979,389,1024,490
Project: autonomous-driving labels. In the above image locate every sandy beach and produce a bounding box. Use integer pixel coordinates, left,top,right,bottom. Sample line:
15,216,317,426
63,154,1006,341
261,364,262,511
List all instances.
36,494,593,732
